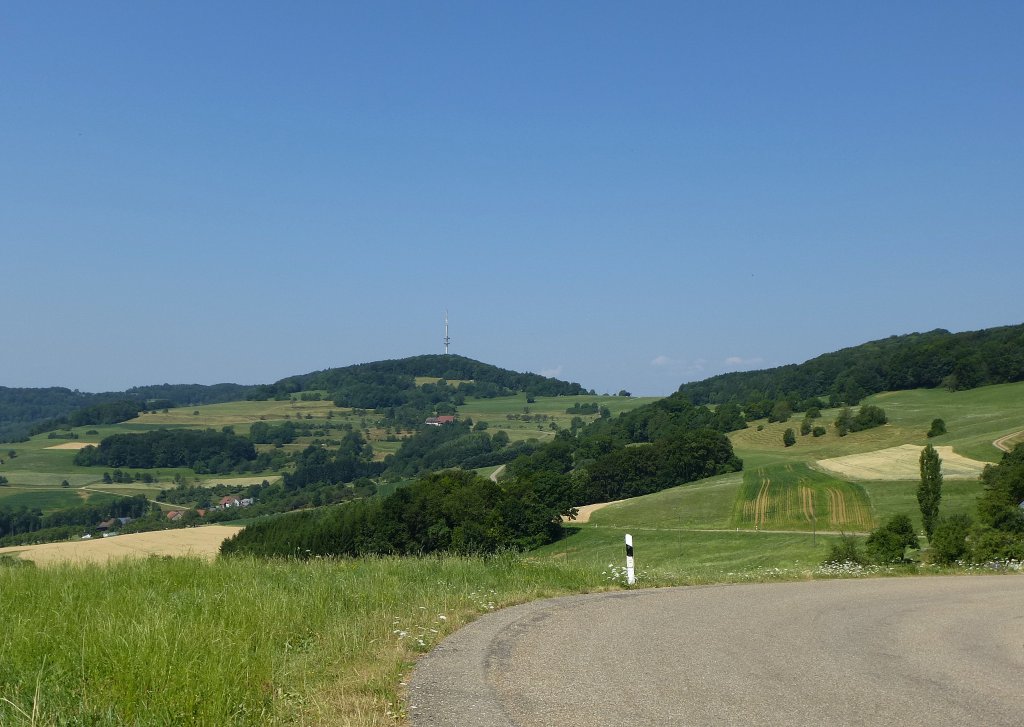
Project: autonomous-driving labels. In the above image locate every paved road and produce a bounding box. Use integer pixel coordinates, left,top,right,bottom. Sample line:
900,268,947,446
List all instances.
409,576,1024,726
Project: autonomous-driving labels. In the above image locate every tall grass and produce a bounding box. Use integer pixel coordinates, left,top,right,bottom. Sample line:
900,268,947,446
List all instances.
0,554,608,726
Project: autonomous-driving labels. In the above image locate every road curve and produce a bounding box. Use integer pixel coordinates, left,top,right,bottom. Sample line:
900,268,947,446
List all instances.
409,576,1024,726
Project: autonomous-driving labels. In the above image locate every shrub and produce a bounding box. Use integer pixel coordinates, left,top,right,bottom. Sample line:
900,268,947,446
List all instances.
865,514,919,564
968,525,1024,563
927,418,947,438
930,514,972,565
824,534,868,565
783,428,796,447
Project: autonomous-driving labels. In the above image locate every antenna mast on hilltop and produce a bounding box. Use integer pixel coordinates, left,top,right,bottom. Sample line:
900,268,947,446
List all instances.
444,310,451,354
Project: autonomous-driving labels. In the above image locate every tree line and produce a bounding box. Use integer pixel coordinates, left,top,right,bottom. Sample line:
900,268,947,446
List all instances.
0,383,255,443
74,429,259,473
677,324,1024,416
0,495,152,544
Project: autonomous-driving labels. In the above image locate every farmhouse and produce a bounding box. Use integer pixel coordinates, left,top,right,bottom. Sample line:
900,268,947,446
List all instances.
425,415,456,426
216,496,254,510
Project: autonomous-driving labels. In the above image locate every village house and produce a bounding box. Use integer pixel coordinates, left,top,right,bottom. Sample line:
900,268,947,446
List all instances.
425,415,457,426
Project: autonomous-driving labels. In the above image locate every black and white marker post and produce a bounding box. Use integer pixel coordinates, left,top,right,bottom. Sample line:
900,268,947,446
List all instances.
625,533,635,585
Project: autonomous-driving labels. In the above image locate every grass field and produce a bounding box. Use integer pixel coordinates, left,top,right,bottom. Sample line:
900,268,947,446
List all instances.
730,381,1024,467
0,555,610,726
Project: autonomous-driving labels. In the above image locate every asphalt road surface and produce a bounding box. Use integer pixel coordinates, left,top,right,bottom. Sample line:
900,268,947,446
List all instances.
409,576,1024,726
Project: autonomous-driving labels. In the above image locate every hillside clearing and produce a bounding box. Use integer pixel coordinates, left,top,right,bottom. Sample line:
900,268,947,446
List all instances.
0,525,242,566
44,441,99,450
815,444,987,481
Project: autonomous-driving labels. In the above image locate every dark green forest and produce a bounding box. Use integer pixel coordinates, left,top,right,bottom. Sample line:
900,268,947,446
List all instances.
220,469,565,558
676,325,1024,415
74,429,260,474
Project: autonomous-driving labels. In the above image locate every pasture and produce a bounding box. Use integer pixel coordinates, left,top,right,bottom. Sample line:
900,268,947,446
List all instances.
730,381,1024,467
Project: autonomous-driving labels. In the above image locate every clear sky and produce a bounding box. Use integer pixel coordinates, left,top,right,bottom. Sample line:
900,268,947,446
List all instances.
2,2,1021,396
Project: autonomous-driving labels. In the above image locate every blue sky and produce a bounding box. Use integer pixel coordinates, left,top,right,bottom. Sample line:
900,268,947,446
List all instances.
2,2,1021,395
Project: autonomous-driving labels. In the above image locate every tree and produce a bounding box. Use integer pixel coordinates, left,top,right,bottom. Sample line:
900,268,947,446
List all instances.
783,428,796,447
491,430,510,450
918,444,943,539
927,418,947,438
834,407,853,436
769,401,792,423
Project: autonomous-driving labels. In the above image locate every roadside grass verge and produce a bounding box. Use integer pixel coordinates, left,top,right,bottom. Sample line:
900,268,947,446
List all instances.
0,554,610,726
534,527,837,584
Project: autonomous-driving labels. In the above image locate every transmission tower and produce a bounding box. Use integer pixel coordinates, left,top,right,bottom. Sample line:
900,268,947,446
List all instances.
444,311,451,354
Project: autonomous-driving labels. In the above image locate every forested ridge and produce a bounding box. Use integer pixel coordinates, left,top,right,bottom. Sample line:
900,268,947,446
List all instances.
0,384,255,443
677,324,1024,413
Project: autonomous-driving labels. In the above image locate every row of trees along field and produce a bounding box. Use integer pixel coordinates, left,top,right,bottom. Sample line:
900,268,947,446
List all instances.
73,429,272,474
0,495,151,544
676,324,1024,416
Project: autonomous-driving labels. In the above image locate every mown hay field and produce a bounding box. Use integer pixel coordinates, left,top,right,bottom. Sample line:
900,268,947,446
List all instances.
0,525,242,566
815,444,988,481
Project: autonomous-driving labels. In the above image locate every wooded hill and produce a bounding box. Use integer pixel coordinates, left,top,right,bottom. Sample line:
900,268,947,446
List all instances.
248,354,588,428
0,355,581,443
678,324,1024,413
252,354,587,401
0,384,255,443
